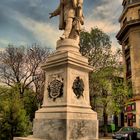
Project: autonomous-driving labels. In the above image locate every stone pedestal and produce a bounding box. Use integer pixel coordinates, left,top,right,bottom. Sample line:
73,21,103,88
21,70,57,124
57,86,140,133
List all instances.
14,39,98,140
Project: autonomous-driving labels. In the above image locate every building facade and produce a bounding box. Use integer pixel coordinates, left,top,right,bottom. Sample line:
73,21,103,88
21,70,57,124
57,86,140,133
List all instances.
116,0,140,128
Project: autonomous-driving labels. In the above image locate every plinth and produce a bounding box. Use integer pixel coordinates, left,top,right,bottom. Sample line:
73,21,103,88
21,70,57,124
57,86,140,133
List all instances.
14,39,98,140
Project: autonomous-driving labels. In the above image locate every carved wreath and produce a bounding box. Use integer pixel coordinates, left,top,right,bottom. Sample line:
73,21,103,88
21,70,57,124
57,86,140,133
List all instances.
47,79,63,101
72,76,84,99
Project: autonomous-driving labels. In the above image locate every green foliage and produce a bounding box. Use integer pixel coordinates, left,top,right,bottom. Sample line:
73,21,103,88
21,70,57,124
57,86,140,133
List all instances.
80,27,112,69
109,77,129,114
80,27,130,114
90,65,128,136
23,89,38,121
91,65,129,114
0,44,50,139
90,67,114,114
80,27,129,136
0,86,32,140
80,28,126,113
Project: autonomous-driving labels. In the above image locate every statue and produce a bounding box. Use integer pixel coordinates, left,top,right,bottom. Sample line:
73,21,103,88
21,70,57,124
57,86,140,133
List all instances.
49,0,84,41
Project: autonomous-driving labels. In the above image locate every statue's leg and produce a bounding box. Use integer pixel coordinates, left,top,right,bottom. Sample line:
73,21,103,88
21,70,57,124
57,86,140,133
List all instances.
69,25,80,43
61,18,73,39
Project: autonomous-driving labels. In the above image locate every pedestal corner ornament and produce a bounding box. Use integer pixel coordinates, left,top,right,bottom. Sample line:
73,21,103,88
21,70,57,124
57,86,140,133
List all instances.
72,76,84,99
47,77,63,101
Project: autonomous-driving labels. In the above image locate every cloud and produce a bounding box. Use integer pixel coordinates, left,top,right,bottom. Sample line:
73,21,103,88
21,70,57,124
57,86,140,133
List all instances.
93,0,122,19
0,0,56,23
85,19,119,34
0,38,9,47
0,1,61,48
84,0,122,49
0,38,28,49
0,0,123,49
12,11,61,48
85,0,122,33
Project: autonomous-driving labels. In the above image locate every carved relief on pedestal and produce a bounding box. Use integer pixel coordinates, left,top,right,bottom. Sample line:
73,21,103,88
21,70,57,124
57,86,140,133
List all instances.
47,74,64,101
72,76,84,99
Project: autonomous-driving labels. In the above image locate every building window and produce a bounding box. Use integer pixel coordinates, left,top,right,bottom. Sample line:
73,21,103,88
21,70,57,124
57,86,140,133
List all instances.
131,103,136,111
132,114,136,122
127,113,133,126
123,1,127,9
124,39,131,78
127,79,133,97
126,104,132,112
126,58,131,73
126,58,131,77
125,103,136,112
124,115,127,122
123,18,127,25
124,45,130,56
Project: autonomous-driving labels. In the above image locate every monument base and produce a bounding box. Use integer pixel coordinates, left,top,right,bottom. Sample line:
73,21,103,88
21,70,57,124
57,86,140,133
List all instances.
33,120,98,140
33,107,98,140
14,39,99,140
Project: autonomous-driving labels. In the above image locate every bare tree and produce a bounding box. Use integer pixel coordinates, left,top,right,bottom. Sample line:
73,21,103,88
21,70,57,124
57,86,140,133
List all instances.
0,44,51,100
27,44,51,105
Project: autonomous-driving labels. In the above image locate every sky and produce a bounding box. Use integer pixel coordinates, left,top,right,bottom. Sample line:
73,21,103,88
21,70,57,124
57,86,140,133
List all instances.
0,0,123,50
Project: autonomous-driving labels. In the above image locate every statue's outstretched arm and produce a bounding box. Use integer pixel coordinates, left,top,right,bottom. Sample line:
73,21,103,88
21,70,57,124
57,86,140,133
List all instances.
49,5,61,18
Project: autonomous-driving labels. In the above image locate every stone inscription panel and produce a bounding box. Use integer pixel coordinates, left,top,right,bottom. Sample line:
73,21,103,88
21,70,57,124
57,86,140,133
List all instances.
68,119,97,140
33,119,66,140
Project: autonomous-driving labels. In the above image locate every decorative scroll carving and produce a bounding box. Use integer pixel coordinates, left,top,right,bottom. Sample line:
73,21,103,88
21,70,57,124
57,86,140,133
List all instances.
72,76,84,99
47,75,63,101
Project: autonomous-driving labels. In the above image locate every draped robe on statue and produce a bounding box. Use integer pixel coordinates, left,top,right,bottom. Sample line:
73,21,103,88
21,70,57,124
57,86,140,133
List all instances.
51,0,84,31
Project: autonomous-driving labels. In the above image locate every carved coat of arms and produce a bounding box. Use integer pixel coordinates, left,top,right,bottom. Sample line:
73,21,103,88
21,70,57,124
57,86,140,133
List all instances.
47,78,63,101
72,76,84,99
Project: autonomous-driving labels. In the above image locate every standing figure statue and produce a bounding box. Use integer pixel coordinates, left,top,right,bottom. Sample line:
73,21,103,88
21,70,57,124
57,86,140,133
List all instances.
49,0,84,41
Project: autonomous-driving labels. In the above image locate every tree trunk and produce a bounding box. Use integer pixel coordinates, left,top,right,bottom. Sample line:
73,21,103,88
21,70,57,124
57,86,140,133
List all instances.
121,112,124,127
103,107,108,137
114,114,118,128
